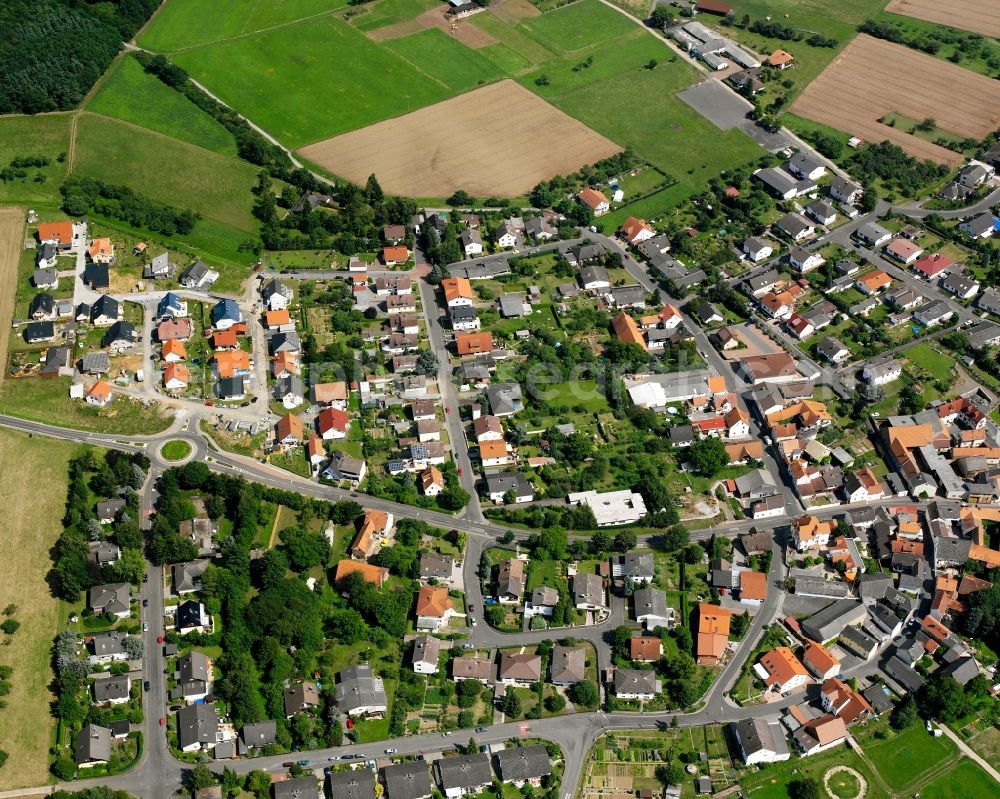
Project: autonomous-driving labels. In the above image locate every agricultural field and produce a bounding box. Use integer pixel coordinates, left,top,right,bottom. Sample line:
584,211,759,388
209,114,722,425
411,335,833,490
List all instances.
138,0,350,52
86,56,238,156
300,80,621,197
857,721,958,792
904,759,998,799
384,28,506,92
70,112,259,257
790,35,1000,167
0,430,78,790
0,116,72,206
885,0,1000,38
0,208,23,380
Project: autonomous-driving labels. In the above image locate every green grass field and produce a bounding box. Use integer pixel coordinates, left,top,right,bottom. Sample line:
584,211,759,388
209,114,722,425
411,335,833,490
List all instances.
161,440,193,461
913,759,998,799
0,430,77,790
871,12,1000,78
71,112,258,232
906,342,957,383
138,0,349,52
861,723,958,790
87,56,238,156
171,15,453,146
386,28,506,92
0,115,72,205
349,0,440,32
515,0,636,52
602,184,694,229
739,744,887,799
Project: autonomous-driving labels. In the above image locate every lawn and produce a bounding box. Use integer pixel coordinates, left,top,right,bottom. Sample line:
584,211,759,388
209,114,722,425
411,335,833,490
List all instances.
0,376,173,435
601,184,692,231
138,0,350,52
86,55,238,156
860,722,958,791
915,759,998,799
0,114,72,206
385,28,506,92
739,743,887,799
526,558,564,592
0,430,77,790
161,440,193,462
71,112,259,233
905,342,957,383
171,15,454,147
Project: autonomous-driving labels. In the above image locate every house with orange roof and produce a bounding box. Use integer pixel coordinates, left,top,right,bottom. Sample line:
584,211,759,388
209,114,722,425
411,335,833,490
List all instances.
88,238,114,264
618,216,655,245
161,339,187,363
659,303,683,329
381,245,410,266
157,318,193,342
843,466,884,503
630,635,663,662
739,571,767,606
802,640,840,680
213,350,250,379
611,312,647,351
306,435,325,470
755,647,809,693
419,465,445,496
456,331,494,357
264,309,294,331
855,270,892,296
696,604,732,665
210,329,239,350
579,187,610,216
820,678,871,723
707,374,727,395
725,440,765,464
692,416,726,437
794,714,847,755
334,560,388,588
38,221,75,249
274,413,303,447
792,515,837,551
415,585,455,631
479,439,510,468
85,380,113,407
768,49,795,69
163,363,190,391
350,509,392,560
441,277,475,307
724,407,751,439
272,351,300,378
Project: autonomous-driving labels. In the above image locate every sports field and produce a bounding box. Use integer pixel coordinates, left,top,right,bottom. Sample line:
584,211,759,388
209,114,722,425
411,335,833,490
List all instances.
87,56,238,156
300,80,621,196
0,430,77,790
791,35,1000,166
885,0,1000,38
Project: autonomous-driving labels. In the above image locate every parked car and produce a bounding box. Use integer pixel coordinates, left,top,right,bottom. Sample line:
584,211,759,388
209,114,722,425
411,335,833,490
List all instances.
475,727,488,733
384,748,397,754
142,599,149,608
159,717,165,726
143,680,150,692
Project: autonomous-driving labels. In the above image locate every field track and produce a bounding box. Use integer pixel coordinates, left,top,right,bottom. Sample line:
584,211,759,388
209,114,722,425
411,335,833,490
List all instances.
885,0,1000,39
0,208,24,387
300,80,622,197
791,35,1000,166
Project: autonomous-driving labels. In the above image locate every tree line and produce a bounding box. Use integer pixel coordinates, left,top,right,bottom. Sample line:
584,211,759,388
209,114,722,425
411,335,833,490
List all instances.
60,176,200,238
0,0,159,114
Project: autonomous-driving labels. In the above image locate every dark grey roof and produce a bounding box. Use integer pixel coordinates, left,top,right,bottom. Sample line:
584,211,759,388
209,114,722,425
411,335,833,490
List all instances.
550,645,585,684
882,654,925,693
272,776,318,799
940,656,980,686
92,675,131,702
494,744,552,783
485,471,533,498
619,552,654,579
436,753,492,791
613,668,657,695
861,685,893,715
383,761,432,799
327,770,376,799
801,599,867,642
730,718,788,759
242,720,276,747
75,724,112,764
633,586,669,620
334,663,387,714
176,702,218,750
839,624,878,656
89,631,128,658
933,536,972,565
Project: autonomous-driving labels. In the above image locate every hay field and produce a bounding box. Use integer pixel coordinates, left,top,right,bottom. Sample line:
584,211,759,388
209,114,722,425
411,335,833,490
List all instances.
0,430,78,789
300,79,621,197
790,35,1000,166
885,0,1000,39
0,208,24,388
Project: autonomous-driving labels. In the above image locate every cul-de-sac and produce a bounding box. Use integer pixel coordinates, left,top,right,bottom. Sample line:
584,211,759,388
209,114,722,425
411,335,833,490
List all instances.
2,2,1000,799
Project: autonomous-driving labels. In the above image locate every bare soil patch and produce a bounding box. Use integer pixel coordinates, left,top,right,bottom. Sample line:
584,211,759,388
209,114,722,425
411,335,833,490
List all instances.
790,35,1000,166
368,6,498,47
299,79,622,197
0,208,25,388
885,0,1000,39
491,0,541,23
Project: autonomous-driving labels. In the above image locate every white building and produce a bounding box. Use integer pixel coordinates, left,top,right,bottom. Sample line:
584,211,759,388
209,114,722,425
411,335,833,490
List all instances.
567,489,647,527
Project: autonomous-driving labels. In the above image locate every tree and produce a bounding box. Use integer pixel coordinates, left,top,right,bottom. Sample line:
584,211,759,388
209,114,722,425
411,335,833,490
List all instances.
570,680,599,707
648,5,674,28
417,349,439,375
655,762,685,785
331,719,344,747
365,174,384,205
189,763,217,791
110,548,147,585
124,636,144,660
688,436,729,477
246,770,272,799
447,189,473,206
502,690,522,718
613,530,637,552
890,694,918,730
645,59,658,70
920,674,968,722
0,620,19,635
787,777,821,799
485,605,505,627
545,693,566,712
660,524,688,553
280,525,330,571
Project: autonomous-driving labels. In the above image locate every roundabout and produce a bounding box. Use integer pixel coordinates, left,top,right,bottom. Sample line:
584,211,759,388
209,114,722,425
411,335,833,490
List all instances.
824,765,867,799
159,439,194,463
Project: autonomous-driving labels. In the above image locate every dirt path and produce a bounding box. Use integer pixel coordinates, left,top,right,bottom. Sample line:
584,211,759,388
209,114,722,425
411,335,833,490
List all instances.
367,5,498,48
0,208,25,387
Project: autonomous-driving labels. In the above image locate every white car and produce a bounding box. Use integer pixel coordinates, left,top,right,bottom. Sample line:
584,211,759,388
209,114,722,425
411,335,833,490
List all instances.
143,622,149,631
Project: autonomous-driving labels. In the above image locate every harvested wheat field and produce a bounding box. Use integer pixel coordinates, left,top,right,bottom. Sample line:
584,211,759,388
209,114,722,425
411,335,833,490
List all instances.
0,208,24,387
885,0,1000,39
368,6,498,46
791,35,1000,167
300,80,622,197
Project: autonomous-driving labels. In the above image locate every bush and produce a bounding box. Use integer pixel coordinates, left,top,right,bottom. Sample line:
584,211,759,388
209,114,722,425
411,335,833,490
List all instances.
0,619,19,635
